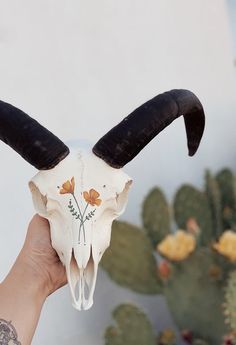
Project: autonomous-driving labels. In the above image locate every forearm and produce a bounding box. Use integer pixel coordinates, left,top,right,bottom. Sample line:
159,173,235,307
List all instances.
0,255,46,345
0,214,67,345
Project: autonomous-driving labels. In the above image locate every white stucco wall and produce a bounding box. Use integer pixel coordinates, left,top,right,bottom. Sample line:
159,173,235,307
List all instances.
227,0,236,57
0,1,235,344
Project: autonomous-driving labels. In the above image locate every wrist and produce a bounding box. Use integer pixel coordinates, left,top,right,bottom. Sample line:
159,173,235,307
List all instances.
0,253,46,345
2,252,49,303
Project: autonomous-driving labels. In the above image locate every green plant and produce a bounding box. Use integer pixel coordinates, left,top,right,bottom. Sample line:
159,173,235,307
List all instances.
142,187,171,247
105,304,156,345
224,270,236,333
205,169,223,237
101,221,162,294
173,184,213,245
164,249,228,343
102,168,236,345
216,168,236,230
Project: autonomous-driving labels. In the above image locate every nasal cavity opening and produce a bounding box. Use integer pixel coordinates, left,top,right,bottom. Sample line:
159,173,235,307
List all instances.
71,247,95,303
84,247,94,300
70,249,79,278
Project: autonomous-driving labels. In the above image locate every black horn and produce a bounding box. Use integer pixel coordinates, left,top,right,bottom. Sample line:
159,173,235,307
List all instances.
93,89,205,168
0,100,69,170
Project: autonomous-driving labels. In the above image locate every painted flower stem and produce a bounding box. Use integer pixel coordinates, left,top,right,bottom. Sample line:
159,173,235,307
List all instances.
82,203,89,220
79,202,89,245
59,177,102,246
72,193,83,217
72,193,86,244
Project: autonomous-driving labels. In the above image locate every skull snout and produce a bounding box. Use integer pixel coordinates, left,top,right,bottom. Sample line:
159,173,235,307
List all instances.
66,247,98,310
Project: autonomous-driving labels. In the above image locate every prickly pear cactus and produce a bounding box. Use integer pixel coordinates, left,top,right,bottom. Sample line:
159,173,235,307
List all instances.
173,185,213,245
224,270,236,332
101,221,162,294
205,170,223,237
103,167,236,345
163,249,229,344
216,168,236,229
142,187,171,246
105,304,156,345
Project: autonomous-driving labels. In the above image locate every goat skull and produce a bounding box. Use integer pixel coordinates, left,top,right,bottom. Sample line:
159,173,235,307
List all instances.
29,146,132,310
0,89,205,310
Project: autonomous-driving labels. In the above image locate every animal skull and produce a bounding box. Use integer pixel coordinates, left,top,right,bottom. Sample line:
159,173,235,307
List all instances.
0,89,205,310
29,146,132,310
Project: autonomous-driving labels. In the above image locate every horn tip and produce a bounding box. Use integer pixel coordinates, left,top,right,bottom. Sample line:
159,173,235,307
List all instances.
188,148,197,157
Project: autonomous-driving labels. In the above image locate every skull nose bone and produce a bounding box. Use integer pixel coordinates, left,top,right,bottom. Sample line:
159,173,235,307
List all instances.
68,247,95,310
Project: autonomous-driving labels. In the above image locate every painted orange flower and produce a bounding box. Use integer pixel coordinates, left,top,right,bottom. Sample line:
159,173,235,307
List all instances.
83,189,102,206
59,177,75,194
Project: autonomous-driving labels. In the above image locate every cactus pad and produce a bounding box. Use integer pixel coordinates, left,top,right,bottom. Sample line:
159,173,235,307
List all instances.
216,168,236,229
163,249,228,344
104,304,156,345
205,170,223,237
101,221,162,294
173,184,213,245
142,187,171,246
224,270,236,332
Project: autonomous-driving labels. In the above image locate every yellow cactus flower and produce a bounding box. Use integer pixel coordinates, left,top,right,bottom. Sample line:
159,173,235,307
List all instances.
213,230,236,262
157,230,196,261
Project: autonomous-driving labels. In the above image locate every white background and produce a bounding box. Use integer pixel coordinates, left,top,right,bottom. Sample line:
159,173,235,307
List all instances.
0,1,236,344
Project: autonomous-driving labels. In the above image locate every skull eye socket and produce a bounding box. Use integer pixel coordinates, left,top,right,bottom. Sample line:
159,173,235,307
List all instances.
29,181,48,216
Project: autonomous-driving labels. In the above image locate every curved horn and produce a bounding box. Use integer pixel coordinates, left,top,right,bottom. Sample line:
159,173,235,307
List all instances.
0,100,69,170
93,89,205,168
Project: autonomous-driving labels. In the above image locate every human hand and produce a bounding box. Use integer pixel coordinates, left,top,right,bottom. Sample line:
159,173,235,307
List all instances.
0,215,67,345
16,214,67,299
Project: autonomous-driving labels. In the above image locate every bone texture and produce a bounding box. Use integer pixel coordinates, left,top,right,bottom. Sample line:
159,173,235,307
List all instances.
0,100,69,169
92,89,205,168
29,146,132,310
